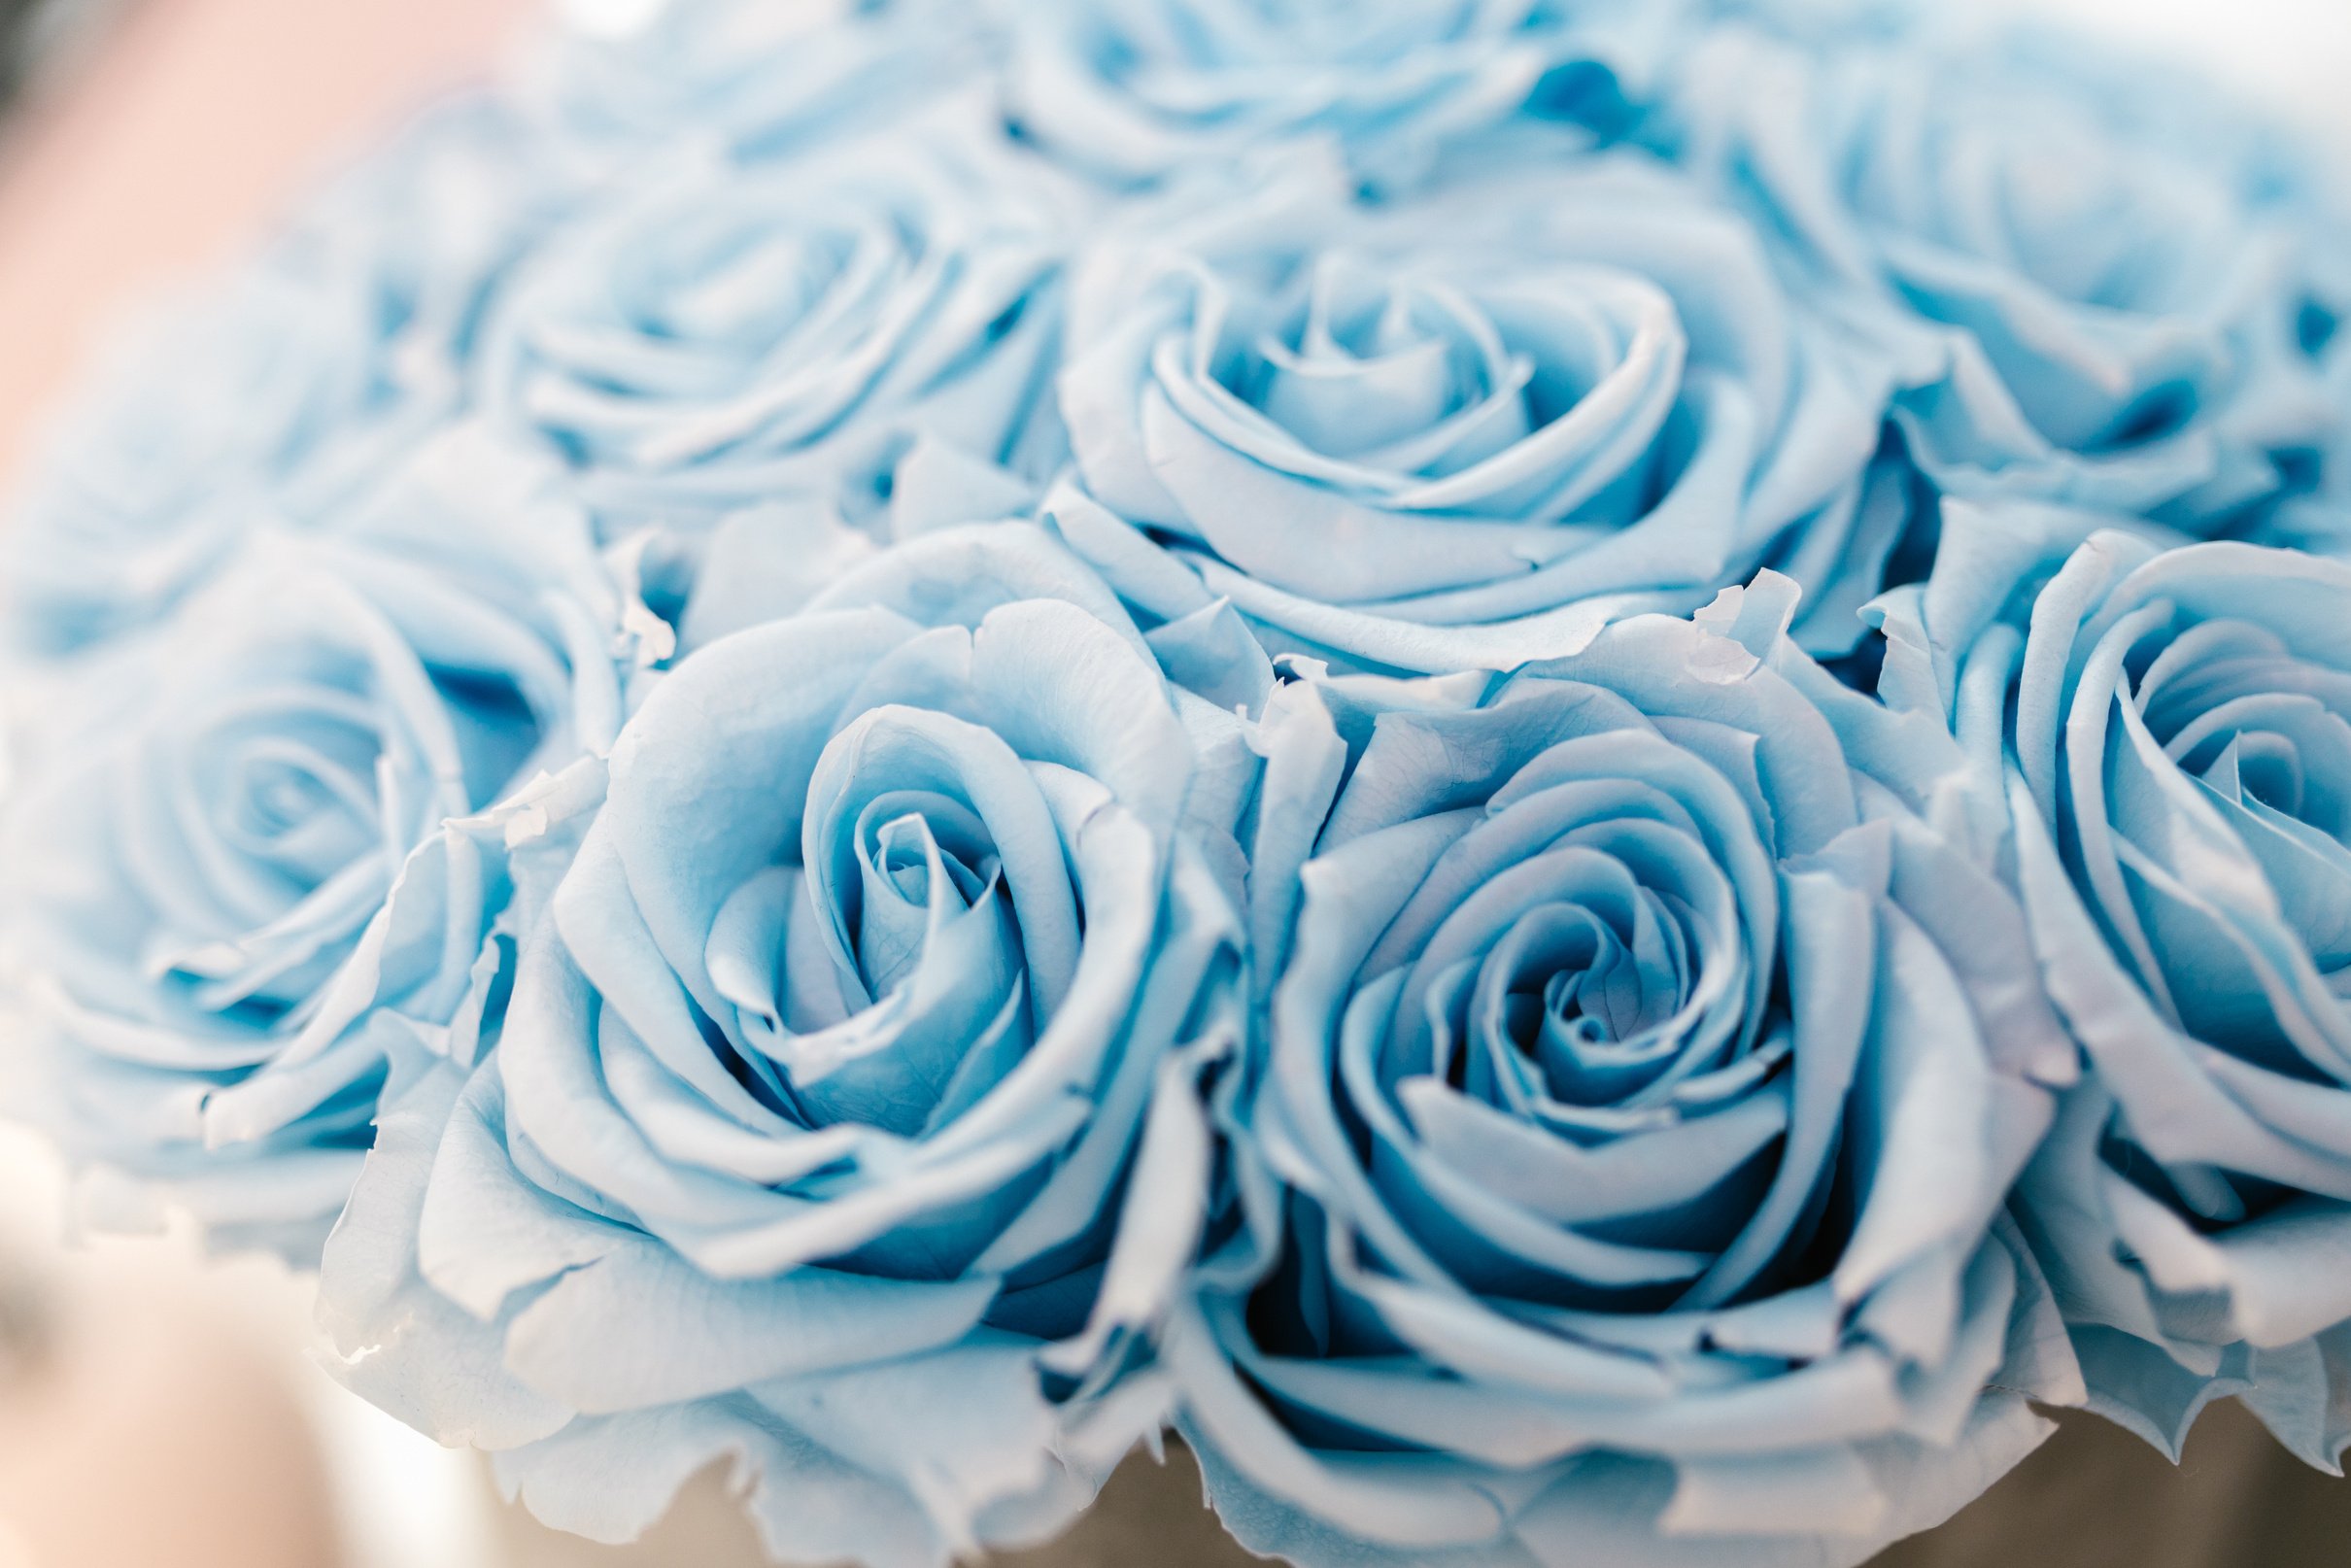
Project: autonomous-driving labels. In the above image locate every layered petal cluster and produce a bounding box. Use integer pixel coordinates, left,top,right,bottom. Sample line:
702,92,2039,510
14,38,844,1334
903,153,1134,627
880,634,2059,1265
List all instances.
319,530,1245,1568
1056,155,1901,675
1671,26,2337,529
992,0,1679,189
1876,504,2351,1469
476,125,1085,543
0,433,664,1254
1171,575,2081,1567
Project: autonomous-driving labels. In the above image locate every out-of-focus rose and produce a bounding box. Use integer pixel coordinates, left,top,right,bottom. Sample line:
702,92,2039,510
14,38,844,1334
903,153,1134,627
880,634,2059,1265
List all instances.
1875,505,2351,1469
3,98,575,658
317,528,1247,1567
993,0,1681,188
1671,27,2337,532
1168,572,2082,1567
0,432,666,1256
1053,154,1903,674
475,125,1086,554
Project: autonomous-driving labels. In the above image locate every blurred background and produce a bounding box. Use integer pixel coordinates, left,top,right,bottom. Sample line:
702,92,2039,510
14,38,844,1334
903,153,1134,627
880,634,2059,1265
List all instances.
0,1,2346,1565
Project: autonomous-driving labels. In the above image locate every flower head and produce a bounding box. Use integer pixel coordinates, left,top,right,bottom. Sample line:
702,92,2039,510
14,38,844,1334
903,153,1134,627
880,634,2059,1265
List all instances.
1171,573,2080,1567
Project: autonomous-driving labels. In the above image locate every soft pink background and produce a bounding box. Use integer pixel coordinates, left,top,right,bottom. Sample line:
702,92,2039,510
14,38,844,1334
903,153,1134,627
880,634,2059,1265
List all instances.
0,0,539,490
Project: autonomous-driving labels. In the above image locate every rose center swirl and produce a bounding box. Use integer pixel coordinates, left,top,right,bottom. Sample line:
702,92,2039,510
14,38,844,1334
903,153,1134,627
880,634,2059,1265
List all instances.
1328,727,1785,1309
698,705,1069,1140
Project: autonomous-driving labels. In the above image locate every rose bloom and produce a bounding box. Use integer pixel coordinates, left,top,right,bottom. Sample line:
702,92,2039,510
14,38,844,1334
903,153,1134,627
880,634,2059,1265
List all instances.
318,528,1252,1567
1876,502,2351,1467
1166,571,2082,1568
1052,153,1903,675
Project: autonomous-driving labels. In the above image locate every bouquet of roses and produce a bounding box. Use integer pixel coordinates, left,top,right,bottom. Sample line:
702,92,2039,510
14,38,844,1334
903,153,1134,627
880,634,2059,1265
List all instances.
6,1,2351,1563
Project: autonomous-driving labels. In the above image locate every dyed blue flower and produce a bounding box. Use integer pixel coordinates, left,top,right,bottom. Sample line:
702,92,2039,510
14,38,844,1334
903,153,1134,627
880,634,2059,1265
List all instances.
1671,24,2337,530
993,0,1680,188
11,0,2351,1560
0,431,664,1256
317,527,1246,1568
475,124,1085,551
1053,153,1903,673
1875,503,2351,1470
1169,572,2083,1568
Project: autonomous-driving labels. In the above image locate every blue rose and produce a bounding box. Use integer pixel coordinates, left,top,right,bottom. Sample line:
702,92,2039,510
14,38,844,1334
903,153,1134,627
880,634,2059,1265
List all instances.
317,527,1247,1568
475,124,1085,552
520,0,988,172
1873,504,2351,1469
0,432,665,1256
1167,572,2083,1567
1053,153,1902,674
993,0,1679,188
1671,26,2336,530
3,97,573,658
